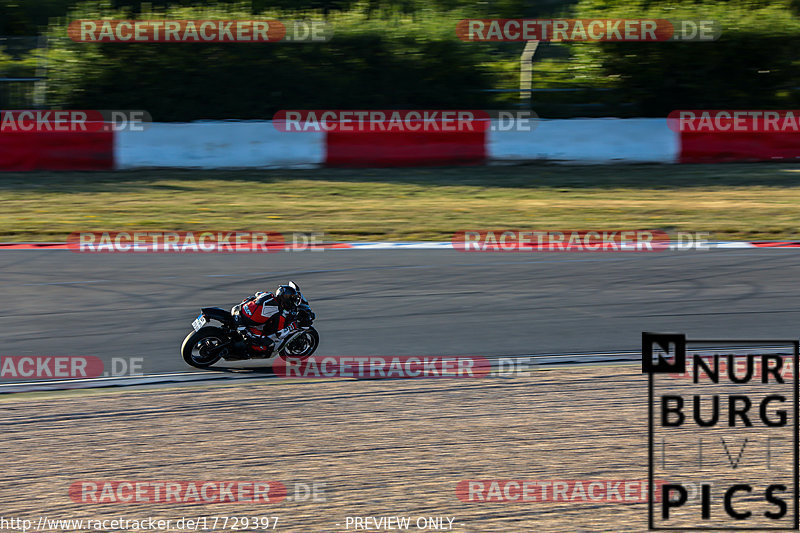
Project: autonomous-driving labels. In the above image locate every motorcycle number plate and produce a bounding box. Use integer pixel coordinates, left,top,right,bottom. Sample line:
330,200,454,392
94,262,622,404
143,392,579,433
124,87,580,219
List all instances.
192,315,207,331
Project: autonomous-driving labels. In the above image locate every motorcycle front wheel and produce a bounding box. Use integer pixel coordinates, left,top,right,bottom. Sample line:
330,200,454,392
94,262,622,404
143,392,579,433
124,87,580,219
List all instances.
181,326,227,369
278,327,319,360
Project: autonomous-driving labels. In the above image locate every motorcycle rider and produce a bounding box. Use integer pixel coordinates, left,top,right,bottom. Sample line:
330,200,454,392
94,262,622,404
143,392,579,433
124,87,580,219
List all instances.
231,284,311,353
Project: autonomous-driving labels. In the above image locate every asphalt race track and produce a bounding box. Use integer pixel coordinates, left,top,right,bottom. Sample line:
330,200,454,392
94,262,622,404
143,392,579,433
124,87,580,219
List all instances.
1,248,799,380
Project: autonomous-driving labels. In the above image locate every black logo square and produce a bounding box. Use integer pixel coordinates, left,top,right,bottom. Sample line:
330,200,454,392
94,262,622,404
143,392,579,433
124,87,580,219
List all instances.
642,332,686,374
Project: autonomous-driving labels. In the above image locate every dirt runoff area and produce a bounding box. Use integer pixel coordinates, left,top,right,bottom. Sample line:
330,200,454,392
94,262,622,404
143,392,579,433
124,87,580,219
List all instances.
0,365,790,532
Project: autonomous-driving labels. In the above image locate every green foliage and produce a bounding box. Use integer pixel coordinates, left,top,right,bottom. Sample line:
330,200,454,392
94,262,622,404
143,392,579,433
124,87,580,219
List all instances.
0,0,544,36
0,47,38,77
41,2,497,120
568,0,800,114
13,0,800,117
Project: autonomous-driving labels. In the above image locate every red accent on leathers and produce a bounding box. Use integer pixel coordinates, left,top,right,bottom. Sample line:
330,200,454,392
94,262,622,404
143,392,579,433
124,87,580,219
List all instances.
242,299,269,324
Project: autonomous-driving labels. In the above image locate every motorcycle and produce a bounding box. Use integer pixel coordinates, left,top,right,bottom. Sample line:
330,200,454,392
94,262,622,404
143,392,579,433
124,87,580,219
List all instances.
181,281,319,369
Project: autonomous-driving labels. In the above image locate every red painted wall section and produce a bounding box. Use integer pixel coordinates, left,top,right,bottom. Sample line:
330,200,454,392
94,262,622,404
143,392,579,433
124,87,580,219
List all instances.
326,130,487,167
680,132,800,163
0,131,114,171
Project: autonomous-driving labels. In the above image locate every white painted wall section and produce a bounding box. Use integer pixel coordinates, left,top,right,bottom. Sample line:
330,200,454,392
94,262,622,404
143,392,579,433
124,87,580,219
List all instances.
116,122,324,169
488,118,680,164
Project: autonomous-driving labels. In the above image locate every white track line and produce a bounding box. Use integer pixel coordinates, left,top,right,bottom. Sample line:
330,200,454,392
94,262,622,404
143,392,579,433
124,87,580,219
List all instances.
0,241,781,251
2,347,794,394
0,352,644,394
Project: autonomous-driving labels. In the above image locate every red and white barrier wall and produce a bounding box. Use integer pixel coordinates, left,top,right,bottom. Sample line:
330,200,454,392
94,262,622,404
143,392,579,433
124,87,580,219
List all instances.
3,118,800,170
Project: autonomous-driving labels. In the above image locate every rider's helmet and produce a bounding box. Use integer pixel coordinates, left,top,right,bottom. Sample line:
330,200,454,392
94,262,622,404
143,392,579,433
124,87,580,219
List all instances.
275,285,301,311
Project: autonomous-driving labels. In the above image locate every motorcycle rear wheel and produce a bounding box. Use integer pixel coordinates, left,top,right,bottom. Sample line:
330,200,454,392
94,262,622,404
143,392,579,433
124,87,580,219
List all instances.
181,326,227,369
